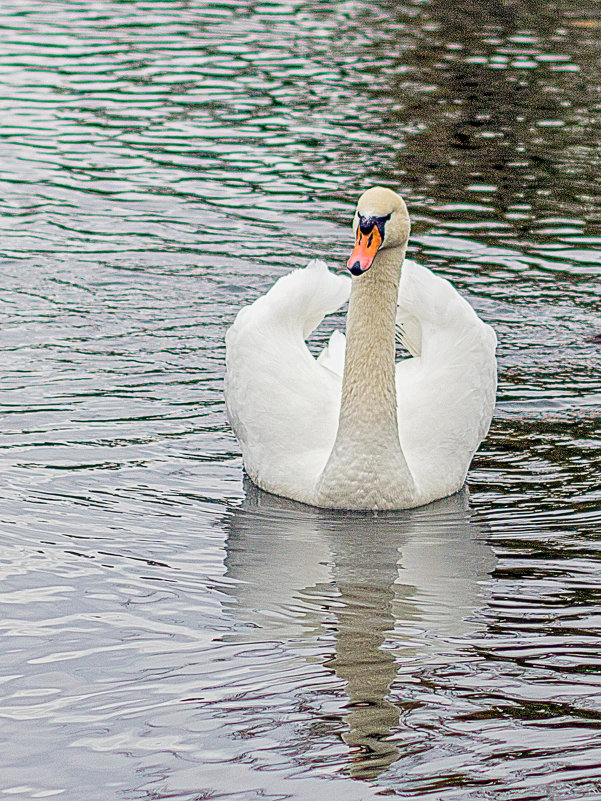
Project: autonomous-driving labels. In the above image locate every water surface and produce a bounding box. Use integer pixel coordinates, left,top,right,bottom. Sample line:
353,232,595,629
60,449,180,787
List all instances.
2,0,601,798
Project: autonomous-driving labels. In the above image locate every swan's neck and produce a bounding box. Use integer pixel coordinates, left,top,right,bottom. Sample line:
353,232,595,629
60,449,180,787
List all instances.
340,249,402,438
317,246,416,509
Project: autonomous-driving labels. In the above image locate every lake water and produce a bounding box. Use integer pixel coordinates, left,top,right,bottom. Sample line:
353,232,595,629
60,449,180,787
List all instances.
2,0,601,798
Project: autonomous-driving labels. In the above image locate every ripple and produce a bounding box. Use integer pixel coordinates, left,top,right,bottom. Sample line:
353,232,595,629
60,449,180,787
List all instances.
2,0,601,799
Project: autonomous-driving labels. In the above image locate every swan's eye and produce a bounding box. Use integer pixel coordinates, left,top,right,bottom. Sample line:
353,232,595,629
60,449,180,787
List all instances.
359,212,391,240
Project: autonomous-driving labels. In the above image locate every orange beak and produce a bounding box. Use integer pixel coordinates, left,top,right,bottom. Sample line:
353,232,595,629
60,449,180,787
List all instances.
347,225,382,276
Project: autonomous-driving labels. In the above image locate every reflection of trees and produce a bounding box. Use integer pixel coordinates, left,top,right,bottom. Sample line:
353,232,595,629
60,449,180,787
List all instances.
355,0,600,221
221,480,494,781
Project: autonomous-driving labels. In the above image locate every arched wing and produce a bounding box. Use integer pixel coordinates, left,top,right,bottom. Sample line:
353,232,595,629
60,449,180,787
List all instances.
225,260,351,500
395,260,497,497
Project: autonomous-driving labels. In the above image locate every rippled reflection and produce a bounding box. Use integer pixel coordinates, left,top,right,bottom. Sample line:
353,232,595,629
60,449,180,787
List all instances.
223,481,495,779
2,0,601,797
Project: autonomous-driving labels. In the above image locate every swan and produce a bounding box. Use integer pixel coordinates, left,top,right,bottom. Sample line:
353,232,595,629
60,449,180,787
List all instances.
224,187,497,510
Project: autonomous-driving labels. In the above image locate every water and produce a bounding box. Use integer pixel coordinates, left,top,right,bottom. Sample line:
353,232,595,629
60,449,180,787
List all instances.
2,0,601,798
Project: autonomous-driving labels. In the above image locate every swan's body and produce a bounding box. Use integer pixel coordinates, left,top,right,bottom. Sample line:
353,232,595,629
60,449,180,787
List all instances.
225,188,497,510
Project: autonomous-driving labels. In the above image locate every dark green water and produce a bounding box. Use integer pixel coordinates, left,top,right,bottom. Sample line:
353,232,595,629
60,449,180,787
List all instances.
2,1,601,798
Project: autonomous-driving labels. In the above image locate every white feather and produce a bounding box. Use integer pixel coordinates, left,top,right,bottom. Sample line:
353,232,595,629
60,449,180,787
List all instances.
225,259,351,501
225,186,497,510
225,257,496,508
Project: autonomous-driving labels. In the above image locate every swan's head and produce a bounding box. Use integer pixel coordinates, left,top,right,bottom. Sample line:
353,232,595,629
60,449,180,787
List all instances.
347,187,410,276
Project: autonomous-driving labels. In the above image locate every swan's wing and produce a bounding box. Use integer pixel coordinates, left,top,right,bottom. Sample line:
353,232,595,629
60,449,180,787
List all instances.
395,260,497,498
225,260,351,500
316,328,346,377
395,318,421,357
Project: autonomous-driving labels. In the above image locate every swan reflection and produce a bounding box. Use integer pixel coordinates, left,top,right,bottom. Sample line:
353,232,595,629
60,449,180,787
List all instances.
221,480,495,779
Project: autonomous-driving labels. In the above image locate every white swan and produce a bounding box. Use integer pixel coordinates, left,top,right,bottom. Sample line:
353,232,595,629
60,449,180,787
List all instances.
225,187,497,510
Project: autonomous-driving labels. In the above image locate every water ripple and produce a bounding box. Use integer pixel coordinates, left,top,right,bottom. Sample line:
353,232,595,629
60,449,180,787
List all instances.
2,0,601,799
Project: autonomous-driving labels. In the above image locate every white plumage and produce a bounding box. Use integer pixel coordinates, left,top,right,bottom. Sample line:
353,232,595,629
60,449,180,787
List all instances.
225,188,497,510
